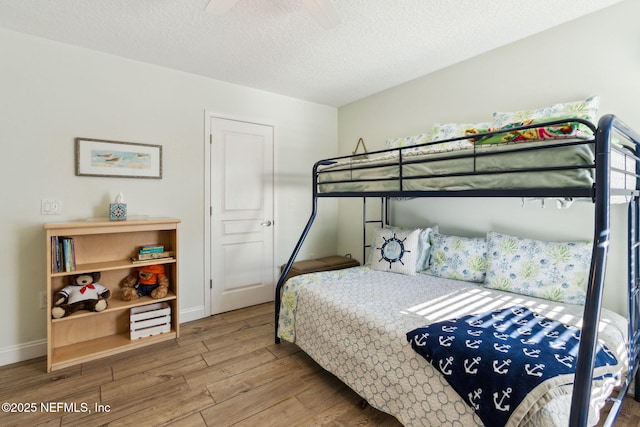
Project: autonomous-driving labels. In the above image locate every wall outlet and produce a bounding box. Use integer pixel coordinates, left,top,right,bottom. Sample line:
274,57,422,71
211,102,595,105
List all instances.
39,291,47,309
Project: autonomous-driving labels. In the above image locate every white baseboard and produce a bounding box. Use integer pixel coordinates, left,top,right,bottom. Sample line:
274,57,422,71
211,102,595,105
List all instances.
0,307,208,368
0,339,47,367
179,305,207,323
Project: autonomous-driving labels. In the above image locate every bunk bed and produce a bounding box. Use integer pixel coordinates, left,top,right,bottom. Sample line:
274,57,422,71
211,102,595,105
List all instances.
274,113,640,427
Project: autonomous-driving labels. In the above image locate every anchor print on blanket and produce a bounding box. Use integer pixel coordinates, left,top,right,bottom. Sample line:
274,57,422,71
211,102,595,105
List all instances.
406,305,618,427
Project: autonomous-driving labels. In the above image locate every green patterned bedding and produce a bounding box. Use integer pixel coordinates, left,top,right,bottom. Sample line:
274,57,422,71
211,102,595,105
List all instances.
277,266,627,427
317,139,634,197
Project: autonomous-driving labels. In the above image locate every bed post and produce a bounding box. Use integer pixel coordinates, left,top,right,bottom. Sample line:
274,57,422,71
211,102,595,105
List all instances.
362,197,367,262
568,115,613,427
274,160,328,343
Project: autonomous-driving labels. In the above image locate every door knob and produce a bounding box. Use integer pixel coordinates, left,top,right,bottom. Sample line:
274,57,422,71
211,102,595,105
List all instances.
260,220,272,227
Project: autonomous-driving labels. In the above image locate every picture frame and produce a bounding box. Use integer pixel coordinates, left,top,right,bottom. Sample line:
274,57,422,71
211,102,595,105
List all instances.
75,138,162,179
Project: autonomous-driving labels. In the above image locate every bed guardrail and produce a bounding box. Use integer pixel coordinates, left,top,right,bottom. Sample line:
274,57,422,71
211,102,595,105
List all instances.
313,117,600,200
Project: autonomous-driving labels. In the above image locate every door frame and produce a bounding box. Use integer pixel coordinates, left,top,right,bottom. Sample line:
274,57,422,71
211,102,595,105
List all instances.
203,110,278,317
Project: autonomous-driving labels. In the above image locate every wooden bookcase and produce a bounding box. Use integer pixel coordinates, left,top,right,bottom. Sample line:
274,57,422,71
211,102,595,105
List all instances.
44,218,180,372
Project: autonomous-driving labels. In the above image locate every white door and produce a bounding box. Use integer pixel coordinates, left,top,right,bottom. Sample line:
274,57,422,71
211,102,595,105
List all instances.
210,117,274,314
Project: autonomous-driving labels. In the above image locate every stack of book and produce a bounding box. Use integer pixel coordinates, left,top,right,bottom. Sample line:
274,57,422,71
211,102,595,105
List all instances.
131,244,174,263
51,236,76,272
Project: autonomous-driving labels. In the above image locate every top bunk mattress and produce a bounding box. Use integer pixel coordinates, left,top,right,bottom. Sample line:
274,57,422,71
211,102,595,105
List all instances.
318,139,596,193
318,137,636,197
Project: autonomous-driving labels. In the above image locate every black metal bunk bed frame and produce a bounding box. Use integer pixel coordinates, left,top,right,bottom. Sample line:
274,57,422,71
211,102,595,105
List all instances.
274,115,640,427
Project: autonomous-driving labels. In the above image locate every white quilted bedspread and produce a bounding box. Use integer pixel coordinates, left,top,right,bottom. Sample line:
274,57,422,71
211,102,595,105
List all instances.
277,266,628,427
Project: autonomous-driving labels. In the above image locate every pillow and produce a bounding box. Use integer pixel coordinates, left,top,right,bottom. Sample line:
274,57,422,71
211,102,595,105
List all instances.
492,96,600,129
367,226,437,271
431,122,493,140
385,132,432,151
484,231,592,305
426,232,487,282
370,228,421,275
428,122,493,153
416,226,438,272
473,116,592,146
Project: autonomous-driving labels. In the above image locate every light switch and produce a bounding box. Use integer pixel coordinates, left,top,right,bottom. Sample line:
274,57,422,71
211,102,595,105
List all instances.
41,199,62,215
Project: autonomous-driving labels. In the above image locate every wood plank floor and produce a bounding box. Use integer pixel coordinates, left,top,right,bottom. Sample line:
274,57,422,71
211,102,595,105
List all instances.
0,302,638,426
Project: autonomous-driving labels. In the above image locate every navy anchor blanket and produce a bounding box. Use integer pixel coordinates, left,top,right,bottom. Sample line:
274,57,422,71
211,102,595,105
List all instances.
406,305,618,427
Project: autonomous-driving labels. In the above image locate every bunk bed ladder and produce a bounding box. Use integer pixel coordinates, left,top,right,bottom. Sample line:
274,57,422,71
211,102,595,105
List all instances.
631,129,640,404
625,129,640,408
601,119,640,426
362,197,389,262
633,197,640,403
570,115,640,427
601,196,640,427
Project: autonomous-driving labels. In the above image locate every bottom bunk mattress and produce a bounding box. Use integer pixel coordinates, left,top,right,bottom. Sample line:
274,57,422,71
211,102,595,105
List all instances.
277,266,628,427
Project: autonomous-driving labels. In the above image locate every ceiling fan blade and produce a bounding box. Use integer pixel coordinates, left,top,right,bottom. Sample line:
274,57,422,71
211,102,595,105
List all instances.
302,0,341,29
204,0,241,15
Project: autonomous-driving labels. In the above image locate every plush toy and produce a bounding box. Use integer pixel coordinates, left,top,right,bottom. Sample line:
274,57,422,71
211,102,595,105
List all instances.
121,264,169,301
51,272,111,319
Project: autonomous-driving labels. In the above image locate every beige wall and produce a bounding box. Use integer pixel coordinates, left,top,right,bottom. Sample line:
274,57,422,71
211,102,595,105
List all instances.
0,29,338,364
2,0,638,366
337,0,640,315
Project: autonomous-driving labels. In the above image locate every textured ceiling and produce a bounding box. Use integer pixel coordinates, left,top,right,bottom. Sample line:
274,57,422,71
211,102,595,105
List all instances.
0,0,623,107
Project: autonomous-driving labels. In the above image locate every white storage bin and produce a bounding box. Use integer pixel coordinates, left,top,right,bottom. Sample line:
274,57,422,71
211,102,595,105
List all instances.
130,302,171,340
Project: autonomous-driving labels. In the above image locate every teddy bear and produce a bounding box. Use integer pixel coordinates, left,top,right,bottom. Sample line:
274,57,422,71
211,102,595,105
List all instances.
120,264,169,301
51,272,111,319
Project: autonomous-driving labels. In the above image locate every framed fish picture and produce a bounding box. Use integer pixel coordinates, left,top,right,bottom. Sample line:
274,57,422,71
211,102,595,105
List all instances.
75,138,162,179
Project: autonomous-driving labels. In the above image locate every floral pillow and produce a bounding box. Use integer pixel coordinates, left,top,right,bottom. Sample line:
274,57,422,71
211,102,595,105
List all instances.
371,228,421,275
473,116,592,145
417,122,492,154
415,226,438,272
492,96,599,132
385,132,433,152
426,232,487,282
484,231,592,305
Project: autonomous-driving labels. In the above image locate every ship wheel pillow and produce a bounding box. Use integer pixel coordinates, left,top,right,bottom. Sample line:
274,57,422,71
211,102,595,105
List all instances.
371,228,421,275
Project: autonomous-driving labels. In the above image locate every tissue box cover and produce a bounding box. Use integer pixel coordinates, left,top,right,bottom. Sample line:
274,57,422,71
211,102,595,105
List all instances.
109,203,127,221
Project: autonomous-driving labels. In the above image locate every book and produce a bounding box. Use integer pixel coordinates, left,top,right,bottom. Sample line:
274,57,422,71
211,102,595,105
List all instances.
140,243,163,249
131,251,175,262
139,244,165,254
140,247,165,254
61,237,75,272
70,238,76,270
51,236,61,272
